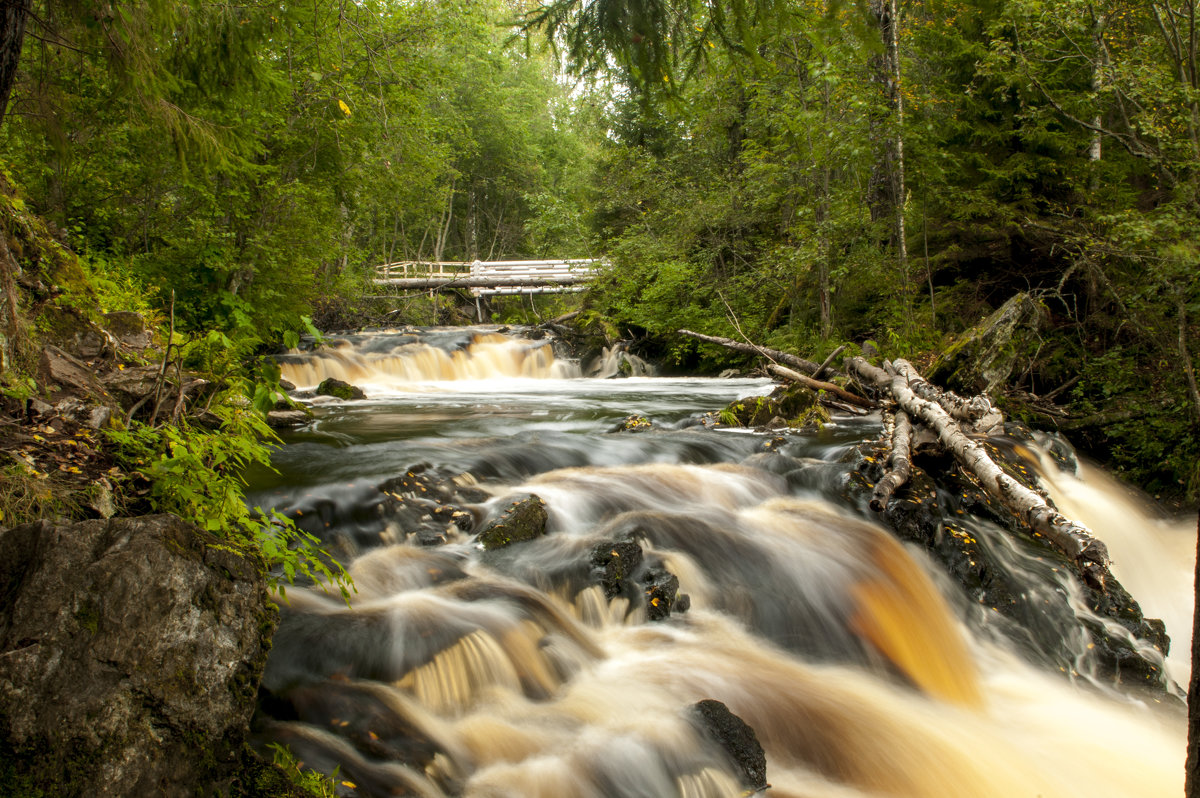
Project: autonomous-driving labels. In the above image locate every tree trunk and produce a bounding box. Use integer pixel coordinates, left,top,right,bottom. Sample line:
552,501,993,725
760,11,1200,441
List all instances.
0,225,22,372
1179,295,1200,426
376,274,591,290
817,59,833,338
1188,507,1200,798
870,410,913,511
677,329,822,374
0,0,29,132
887,0,910,327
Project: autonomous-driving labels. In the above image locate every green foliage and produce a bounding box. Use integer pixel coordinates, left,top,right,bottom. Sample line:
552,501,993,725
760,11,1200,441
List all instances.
0,374,36,402
105,392,353,602
265,743,338,798
1,0,596,339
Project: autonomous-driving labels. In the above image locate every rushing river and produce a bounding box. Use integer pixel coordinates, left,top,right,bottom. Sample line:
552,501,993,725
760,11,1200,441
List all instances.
248,327,1190,798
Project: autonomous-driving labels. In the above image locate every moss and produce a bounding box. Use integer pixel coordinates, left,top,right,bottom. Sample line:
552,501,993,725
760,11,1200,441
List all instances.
717,384,826,430
73,599,100,636
315,379,365,401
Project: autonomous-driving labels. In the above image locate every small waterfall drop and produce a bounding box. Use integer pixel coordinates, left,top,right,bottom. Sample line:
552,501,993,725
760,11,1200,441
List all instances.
278,328,581,391
1036,448,1195,685
586,342,654,378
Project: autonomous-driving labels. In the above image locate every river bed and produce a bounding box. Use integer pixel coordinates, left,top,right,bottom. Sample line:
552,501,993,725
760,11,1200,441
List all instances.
246,327,1188,798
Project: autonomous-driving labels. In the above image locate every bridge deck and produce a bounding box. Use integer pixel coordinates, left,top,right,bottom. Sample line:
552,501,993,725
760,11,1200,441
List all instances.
373,259,602,296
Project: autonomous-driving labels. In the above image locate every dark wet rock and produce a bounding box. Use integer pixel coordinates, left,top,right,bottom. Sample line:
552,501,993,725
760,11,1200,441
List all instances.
278,378,297,392
266,409,311,428
687,699,768,793
927,292,1046,396
0,514,276,797
316,377,367,401
261,679,458,791
477,494,548,550
590,540,645,599
253,721,439,798
643,566,685,621
103,311,153,350
612,414,653,432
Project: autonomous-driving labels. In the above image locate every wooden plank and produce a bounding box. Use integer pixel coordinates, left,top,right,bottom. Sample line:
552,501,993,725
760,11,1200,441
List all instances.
375,274,593,289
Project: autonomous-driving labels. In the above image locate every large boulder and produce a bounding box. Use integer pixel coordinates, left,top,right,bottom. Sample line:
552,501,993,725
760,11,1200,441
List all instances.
316,378,367,401
38,344,111,404
928,292,1046,396
0,515,278,797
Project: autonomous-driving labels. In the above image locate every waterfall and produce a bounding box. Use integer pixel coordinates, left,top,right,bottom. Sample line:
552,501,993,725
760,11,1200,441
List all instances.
250,328,1186,798
277,328,581,391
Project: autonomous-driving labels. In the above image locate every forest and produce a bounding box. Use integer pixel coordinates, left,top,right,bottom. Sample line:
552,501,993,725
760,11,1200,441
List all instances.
0,0,1197,498
0,0,1199,795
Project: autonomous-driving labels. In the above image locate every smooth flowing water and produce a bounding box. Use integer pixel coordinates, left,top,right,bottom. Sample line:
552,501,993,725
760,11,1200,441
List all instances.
250,327,1189,798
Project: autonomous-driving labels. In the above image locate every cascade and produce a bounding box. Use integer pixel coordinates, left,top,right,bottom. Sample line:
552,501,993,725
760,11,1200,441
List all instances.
248,327,1187,798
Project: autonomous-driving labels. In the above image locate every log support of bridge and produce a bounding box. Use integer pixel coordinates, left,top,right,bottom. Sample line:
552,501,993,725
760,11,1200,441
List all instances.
372,259,602,296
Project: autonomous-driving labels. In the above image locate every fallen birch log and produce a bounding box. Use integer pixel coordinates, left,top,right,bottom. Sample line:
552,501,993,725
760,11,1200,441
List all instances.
847,355,1112,589
870,410,913,512
677,329,822,374
767,364,877,410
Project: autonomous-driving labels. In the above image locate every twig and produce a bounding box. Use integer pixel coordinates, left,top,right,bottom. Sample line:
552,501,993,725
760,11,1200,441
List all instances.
148,291,176,428
1043,374,1081,401
813,344,847,380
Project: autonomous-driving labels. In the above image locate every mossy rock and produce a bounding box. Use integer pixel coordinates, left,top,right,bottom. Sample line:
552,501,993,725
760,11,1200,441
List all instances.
477,494,548,550
927,292,1046,396
0,515,278,797
316,377,367,401
720,384,828,430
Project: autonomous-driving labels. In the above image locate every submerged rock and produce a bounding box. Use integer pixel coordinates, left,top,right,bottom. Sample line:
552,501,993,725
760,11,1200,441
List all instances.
0,514,276,797
266,408,312,428
477,494,548,549
316,377,367,401
612,414,653,432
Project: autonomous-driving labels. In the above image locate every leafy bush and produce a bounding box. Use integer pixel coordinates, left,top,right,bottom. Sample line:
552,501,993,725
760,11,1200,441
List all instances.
106,391,352,602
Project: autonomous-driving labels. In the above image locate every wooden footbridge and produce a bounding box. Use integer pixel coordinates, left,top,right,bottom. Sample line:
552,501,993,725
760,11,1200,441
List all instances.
374,259,602,296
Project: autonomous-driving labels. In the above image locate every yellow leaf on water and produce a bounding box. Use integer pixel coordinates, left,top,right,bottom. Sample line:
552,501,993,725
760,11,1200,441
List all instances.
338,99,351,116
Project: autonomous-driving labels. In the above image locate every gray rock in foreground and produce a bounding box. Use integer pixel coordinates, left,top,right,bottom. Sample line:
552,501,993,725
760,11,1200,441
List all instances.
0,515,277,797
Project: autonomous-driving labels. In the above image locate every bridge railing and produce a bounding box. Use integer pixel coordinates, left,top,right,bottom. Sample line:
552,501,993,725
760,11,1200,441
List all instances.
376,261,473,280
373,258,604,295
